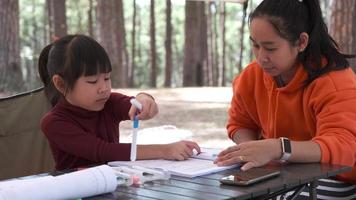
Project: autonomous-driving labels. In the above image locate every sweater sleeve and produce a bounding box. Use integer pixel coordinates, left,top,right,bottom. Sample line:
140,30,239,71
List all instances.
227,75,259,139
309,70,356,171
41,115,131,163
107,92,133,123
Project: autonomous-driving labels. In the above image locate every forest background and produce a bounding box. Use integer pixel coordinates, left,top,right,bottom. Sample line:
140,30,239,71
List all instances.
0,0,355,147
1,0,355,95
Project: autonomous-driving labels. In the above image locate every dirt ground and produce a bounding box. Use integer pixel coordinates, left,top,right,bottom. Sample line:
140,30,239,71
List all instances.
114,87,235,149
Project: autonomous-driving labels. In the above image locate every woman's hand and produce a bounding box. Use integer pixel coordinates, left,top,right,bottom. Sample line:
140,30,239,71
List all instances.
214,139,281,171
129,93,158,120
162,140,201,161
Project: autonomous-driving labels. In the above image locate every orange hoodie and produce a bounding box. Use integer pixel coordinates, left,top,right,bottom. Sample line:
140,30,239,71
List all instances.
227,61,356,183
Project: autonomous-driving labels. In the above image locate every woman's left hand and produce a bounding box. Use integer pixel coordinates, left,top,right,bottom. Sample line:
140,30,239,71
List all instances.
129,93,158,120
214,139,281,171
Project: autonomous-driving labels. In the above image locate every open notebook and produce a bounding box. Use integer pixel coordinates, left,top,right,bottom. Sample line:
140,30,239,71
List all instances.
108,148,239,178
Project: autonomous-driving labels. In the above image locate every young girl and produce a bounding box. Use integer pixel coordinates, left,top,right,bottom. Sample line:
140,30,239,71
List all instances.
215,0,356,199
38,34,200,171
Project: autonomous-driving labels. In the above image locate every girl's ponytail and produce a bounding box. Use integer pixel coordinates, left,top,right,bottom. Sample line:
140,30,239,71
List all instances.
38,44,52,86
38,43,60,106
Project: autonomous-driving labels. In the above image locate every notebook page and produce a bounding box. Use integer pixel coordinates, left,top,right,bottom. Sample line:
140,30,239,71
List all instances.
109,159,238,178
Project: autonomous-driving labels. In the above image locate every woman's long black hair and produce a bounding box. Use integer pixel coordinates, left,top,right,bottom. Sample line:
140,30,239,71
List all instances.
249,0,355,84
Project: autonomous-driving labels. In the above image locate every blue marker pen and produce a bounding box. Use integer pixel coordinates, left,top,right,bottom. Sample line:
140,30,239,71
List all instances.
130,99,142,161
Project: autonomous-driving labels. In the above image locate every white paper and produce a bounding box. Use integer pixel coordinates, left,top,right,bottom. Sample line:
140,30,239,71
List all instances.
192,147,221,161
0,165,117,200
125,125,193,144
109,148,238,178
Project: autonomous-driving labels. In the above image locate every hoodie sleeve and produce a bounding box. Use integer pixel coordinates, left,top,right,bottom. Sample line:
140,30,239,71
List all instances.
309,69,356,180
227,75,260,140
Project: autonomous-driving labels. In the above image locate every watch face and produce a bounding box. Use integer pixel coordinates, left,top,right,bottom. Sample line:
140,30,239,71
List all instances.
283,138,291,153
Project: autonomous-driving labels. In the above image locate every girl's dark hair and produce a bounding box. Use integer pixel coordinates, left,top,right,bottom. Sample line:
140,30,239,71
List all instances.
38,34,112,106
249,0,355,84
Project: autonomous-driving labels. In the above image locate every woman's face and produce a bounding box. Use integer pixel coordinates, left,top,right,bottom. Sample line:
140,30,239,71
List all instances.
250,17,301,82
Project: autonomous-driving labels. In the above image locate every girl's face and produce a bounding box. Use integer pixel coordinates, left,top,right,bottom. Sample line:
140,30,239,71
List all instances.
65,72,112,111
250,18,301,82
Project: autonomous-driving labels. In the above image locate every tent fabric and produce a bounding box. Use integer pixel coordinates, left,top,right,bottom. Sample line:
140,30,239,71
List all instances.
0,87,54,180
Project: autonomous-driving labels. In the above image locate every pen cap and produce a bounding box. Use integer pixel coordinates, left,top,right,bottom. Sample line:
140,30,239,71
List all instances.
133,116,139,128
130,99,143,110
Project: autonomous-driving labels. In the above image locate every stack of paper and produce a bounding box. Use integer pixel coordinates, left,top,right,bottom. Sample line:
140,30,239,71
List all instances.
0,165,117,200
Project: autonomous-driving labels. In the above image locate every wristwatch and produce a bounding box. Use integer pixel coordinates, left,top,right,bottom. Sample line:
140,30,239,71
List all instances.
279,137,291,161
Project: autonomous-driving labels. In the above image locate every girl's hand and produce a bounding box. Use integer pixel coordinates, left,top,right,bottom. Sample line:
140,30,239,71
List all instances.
163,140,201,161
214,139,281,171
129,93,158,120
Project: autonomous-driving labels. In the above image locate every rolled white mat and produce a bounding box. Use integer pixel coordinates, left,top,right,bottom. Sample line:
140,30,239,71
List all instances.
0,165,117,200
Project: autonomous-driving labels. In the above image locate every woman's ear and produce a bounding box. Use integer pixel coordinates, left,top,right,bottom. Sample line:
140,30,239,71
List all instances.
298,32,309,52
52,75,66,94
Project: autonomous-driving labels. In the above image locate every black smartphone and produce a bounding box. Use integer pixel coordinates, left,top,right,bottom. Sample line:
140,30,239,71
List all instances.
220,168,280,186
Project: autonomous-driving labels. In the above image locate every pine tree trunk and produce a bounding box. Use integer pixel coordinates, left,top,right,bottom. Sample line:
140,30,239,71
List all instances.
88,0,94,37
0,0,22,93
173,32,182,86
330,0,356,70
237,1,248,74
137,6,142,65
249,0,254,63
219,2,226,86
183,1,207,87
164,0,172,87
206,2,214,86
129,0,137,87
47,0,67,39
213,3,219,86
30,0,40,88
43,2,49,45
150,0,157,88
200,5,208,86
96,0,127,87
120,0,129,87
